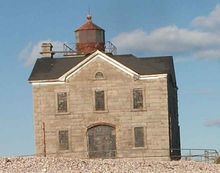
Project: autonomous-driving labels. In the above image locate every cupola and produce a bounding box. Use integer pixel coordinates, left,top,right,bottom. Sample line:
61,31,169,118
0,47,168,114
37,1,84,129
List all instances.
75,15,105,54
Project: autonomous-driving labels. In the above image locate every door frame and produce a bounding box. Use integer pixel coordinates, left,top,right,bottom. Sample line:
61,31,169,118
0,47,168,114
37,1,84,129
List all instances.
86,123,116,158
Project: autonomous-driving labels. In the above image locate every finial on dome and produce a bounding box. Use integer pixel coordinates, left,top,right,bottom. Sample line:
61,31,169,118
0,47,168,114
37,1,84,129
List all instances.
87,15,92,21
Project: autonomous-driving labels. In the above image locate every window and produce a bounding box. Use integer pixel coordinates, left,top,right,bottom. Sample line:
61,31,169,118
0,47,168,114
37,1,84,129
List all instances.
58,130,69,150
95,90,105,111
57,92,67,113
134,127,145,147
133,89,143,109
95,72,104,79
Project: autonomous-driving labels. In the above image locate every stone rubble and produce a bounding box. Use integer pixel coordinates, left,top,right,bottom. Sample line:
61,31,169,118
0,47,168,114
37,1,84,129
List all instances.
0,157,219,173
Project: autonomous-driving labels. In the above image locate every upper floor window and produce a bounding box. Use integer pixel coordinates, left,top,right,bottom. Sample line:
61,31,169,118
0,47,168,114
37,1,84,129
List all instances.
57,92,68,113
95,90,105,111
58,130,69,150
133,89,143,109
95,72,104,80
134,127,145,147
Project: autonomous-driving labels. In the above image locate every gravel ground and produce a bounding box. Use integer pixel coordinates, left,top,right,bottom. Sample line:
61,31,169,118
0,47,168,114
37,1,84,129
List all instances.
0,157,220,173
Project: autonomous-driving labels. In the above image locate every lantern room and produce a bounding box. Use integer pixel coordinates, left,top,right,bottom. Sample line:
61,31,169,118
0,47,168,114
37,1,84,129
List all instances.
75,15,105,54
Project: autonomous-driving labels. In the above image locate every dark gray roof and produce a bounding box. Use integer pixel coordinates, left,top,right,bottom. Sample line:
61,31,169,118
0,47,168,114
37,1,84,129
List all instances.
109,54,174,75
28,54,176,85
28,56,87,81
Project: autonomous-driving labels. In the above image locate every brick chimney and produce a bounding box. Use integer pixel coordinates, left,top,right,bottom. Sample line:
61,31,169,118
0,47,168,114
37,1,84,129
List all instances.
40,43,54,58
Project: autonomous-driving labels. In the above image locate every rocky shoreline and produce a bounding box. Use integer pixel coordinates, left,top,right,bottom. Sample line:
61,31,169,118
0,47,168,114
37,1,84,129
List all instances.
0,157,220,173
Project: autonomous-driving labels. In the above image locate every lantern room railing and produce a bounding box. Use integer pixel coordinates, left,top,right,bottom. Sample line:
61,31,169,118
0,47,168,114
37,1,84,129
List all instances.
59,41,117,57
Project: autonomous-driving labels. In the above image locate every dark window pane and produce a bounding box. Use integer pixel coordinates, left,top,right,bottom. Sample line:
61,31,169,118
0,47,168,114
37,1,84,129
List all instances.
59,130,69,150
134,127,144,147
133,89,143,109
95,90,105,111
95,72,104,79
57,92,67,113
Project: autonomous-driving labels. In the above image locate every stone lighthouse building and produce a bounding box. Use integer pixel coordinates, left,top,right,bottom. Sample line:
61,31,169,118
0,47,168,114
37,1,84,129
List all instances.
29,16,181,160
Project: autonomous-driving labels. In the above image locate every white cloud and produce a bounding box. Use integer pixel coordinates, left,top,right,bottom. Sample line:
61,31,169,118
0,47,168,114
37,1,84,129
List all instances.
192,5,220,31
19,40,64,67
112,26,220,53
195,49,220,59
205,119,220,127
20,4,220,66
112,4,220,60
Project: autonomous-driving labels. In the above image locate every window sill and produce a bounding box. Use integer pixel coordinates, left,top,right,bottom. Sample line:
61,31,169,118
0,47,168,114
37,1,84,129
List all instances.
55,112,71,116
131,108,147,112
92,78,106,81
132,146,147,150
93,109,109,113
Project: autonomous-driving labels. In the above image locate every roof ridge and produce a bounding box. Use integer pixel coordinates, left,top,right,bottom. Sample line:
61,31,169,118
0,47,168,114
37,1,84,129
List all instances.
138,56,172,59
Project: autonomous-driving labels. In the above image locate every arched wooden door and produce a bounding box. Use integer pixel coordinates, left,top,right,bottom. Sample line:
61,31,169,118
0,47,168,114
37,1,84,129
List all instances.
87,125,116,158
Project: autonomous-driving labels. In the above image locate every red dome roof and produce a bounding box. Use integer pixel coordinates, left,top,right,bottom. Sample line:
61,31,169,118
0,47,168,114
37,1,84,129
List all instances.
75,15,104,31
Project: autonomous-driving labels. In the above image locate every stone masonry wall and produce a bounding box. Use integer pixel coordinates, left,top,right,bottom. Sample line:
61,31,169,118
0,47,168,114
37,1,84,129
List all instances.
33,57,171,160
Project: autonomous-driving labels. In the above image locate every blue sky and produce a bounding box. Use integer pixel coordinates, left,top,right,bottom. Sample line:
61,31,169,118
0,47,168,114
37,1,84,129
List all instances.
0,0,220,156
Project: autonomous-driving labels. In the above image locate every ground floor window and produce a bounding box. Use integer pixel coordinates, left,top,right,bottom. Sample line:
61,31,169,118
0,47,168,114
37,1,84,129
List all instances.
134,127,145,147
58,130,69,150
